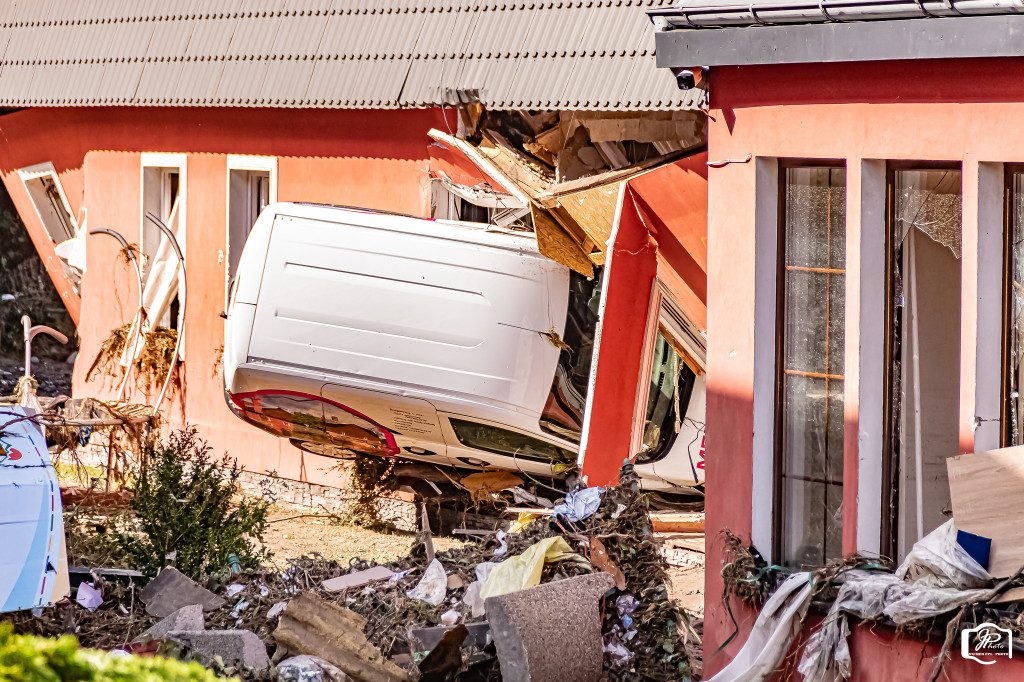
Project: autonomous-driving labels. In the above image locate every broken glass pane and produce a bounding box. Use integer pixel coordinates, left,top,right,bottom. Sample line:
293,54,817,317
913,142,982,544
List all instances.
894,169,962,258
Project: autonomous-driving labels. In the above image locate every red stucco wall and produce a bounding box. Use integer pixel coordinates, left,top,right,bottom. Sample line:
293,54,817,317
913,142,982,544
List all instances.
703,57,1024,679
0,106,447,485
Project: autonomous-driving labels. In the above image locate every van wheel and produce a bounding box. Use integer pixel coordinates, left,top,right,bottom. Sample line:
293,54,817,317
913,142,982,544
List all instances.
289,439,360,460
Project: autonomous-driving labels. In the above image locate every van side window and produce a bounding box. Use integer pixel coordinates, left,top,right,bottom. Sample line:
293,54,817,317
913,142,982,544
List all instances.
539,269,603,442
449,418,577,465
636,333,697,464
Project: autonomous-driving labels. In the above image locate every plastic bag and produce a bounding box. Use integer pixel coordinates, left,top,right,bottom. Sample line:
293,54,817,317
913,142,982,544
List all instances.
408,559,448,606
896,519,991,590
479,537,581,599
553,487,604,522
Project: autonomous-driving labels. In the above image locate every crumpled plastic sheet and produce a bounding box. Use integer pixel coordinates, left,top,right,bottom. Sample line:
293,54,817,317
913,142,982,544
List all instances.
479,537,582,599
708,572,814,682
76,582,103,612
407,559,448,606
278,655,351,682
798,521,996,682
553,487,605,523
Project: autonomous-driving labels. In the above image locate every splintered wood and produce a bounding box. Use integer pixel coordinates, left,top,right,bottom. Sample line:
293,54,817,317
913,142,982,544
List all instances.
947,445,1024,578
273,592,411,682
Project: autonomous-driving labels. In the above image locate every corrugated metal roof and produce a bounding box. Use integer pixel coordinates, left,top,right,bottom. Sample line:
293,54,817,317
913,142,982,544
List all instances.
0,0,703,110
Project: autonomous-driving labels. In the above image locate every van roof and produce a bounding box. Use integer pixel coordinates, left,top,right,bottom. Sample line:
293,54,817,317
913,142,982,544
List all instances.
275,202,535,239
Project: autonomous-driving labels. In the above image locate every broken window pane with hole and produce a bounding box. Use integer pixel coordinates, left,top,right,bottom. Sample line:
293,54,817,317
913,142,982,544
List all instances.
1008,174,1024,445
891,168,961,559
778,166,845,569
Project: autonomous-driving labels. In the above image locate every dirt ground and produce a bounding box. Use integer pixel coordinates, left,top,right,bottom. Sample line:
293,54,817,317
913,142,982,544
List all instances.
0,352,73,396
262,507,464,568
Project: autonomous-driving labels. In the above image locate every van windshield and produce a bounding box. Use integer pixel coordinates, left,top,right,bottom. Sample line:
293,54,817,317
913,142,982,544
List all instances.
636,333,697,464
539,268,603,443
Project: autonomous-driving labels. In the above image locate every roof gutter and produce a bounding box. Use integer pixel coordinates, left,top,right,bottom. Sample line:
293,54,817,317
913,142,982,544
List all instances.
649,0,1023,28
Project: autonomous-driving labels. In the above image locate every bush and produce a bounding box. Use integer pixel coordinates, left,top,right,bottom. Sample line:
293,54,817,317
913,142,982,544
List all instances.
117,427,271,579
0,623,224,681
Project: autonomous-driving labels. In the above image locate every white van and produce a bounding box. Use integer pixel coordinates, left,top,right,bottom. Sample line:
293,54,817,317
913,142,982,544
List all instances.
223,203,705,494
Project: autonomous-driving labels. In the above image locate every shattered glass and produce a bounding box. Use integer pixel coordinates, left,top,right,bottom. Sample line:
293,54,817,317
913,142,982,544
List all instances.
894,169,962,259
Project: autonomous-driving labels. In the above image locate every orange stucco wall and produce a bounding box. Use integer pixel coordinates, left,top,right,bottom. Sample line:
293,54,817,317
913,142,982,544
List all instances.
703,57,1024,679
0,106,447,486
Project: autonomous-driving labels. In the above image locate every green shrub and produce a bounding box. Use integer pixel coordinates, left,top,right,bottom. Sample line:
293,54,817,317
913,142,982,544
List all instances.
117,426,271,579
0,623,224,681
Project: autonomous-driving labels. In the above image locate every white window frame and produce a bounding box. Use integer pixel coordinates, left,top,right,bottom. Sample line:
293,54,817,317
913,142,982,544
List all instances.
17,162,80,244
140,152,187,262
225,155,277,307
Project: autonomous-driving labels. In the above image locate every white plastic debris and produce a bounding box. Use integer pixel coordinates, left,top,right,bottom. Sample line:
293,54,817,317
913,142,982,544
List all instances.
707,572,813,682
407,559,447,606
76,582,103,612
553,487,605,522
259,584,270,598
440,609,460,626
267,601,288,619
226,584,245,597
493,530,509,557
896,519,992,590
230,599,250,618
278,654,350,682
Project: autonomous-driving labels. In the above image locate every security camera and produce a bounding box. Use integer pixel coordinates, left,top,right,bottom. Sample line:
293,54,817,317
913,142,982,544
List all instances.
672,68,696,90
671,66,708,90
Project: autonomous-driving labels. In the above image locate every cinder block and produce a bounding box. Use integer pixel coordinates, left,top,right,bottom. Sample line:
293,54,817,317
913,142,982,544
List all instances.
168,629,270,671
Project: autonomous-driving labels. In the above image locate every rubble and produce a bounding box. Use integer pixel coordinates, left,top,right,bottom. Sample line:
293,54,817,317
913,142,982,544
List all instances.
137,603,204,641
273,592,411,682
322,566,393,592
485,572,614,682
139,567,226,617
167,629,270,671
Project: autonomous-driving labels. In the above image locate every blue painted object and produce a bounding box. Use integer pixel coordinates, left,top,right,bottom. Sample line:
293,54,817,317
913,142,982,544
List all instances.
956,529,992,570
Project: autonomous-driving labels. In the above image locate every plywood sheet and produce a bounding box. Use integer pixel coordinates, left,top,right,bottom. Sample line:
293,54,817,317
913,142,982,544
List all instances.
532,205,594,277
554,182,622,251
947,445,1024,578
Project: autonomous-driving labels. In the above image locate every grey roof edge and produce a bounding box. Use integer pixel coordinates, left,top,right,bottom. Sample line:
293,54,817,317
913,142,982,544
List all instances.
653,13,1024,67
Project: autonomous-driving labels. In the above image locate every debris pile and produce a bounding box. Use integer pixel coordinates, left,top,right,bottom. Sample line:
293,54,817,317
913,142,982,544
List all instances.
1,460,696,681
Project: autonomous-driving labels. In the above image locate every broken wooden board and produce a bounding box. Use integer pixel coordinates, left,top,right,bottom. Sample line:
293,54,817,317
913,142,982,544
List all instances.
947,446,1024,578
322,566,394,592
552,182,623,253
274,592,411,682
532,206,594,277
505,507,705,534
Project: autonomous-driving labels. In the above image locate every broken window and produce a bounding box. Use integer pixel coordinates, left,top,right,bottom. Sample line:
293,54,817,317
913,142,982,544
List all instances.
776,164,846,569
636,331,698,464
141,156,184,331
885,166,962,559
1006,169,1024,445
449,417,577,466
540,269,603,442
18,163,83,289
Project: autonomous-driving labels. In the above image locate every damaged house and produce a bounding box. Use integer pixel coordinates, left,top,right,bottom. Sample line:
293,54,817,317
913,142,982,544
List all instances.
0,1,708,499
651,1,1024,680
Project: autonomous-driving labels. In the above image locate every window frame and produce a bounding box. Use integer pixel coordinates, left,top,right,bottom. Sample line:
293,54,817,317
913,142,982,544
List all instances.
1002,164,1024,447
880,159,962,558
225,155,277,308
140,152,187,270
17,162,79,244
771,158,847,567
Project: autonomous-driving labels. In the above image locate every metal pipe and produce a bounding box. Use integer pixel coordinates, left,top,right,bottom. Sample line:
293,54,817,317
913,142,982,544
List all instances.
144,212,186,416
22,315,69,377
89,229,144,399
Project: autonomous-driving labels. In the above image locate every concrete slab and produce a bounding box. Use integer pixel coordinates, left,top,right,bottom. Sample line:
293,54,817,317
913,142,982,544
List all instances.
136,603,204,642
168,629,270,671
139,567,225,617
484,573,614,682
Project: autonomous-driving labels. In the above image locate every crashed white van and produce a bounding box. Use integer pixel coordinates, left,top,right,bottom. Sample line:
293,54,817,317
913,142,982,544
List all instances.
224,203,705,494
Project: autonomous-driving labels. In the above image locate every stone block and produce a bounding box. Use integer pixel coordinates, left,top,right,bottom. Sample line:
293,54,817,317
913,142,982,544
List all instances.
168,629,270,671
484,573,614,682
139,567,226,617
137,603,204,642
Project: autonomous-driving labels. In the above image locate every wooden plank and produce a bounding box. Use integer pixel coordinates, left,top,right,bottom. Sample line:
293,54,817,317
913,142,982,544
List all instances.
947,446,1024,578
505,507,705,533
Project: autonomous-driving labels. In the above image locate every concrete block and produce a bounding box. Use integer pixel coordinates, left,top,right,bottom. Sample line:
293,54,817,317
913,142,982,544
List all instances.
137,603,204,642
168,629,270,671
484,573,614,682
139,567,226,617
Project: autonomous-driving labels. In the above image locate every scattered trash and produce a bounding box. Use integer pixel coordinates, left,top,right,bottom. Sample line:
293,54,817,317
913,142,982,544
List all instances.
168,629,270,672
267,601,288,619
417,624,467,682
226,583,245,597
446,574,465,590
407,559,448,606
75,582,103,612
480,536,583,599
278,654,353,682
493,530,509,557
230,599,250,618
138,566,226,617
440,609,460,627
588,536,627,590
553,486,604,523
460,471,524,502
322,566,394,592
